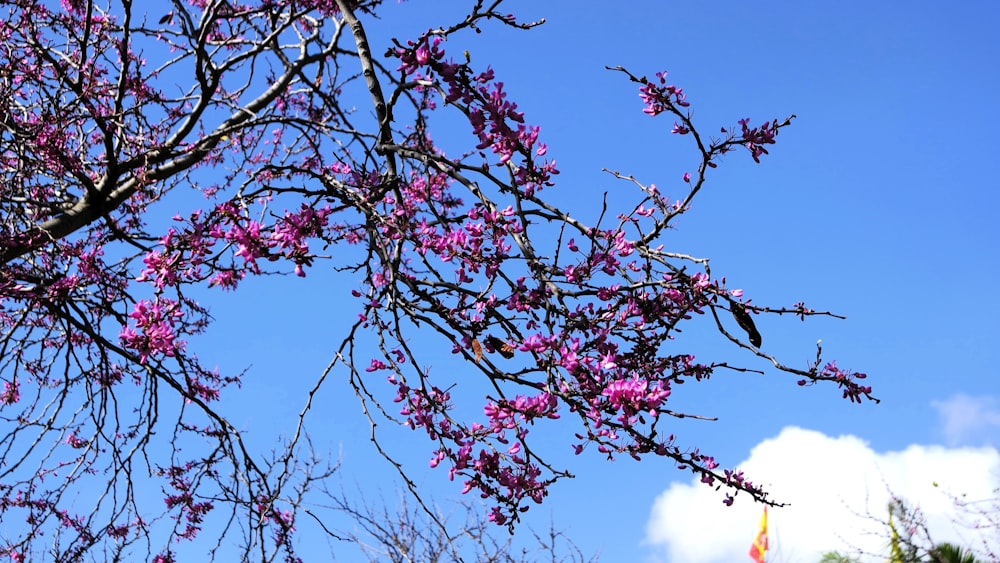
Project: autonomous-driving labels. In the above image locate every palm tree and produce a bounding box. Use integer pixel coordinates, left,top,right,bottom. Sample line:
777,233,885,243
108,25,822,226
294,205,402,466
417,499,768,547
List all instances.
887,499,922,563
927,542,981,563
818,551,861,563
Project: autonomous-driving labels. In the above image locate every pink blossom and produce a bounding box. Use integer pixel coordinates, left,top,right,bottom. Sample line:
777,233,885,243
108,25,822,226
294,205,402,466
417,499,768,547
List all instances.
0,381,19,404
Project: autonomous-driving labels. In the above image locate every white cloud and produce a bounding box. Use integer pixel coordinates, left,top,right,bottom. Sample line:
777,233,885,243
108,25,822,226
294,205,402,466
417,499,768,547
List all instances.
644,427,1000,563
931,394,1000,446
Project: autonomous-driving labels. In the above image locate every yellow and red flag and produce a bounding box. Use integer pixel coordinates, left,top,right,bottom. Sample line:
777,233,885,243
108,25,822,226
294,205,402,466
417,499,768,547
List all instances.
748,507,768,563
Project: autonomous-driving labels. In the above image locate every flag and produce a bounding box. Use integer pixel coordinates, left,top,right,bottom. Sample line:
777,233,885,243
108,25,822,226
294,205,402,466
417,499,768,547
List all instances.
748,507,768,563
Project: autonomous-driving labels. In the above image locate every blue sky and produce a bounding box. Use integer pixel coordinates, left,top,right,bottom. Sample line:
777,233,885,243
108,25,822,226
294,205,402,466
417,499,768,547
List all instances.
176,1,1000,561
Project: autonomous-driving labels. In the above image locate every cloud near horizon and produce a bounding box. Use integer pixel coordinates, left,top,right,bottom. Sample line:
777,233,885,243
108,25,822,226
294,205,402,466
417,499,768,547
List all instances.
644,426,1000,563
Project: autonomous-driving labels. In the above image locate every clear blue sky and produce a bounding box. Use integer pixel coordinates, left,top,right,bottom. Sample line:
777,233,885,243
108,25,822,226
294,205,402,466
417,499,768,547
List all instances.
183,1,1000,560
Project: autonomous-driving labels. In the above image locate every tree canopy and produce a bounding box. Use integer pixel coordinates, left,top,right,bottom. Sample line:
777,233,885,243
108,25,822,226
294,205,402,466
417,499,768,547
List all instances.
0,0,874,560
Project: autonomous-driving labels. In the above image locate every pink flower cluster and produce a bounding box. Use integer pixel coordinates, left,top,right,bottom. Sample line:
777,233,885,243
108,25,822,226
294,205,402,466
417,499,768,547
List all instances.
395,34,558,196
0,381,20,405
255,495,299,558
137,203,334,292
601,377,670,418
639,71,690,117
804,361,873,403
638,69,786,166
389,368,562,526
119,298,185,364
160,463,215,541
737,117,778,163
